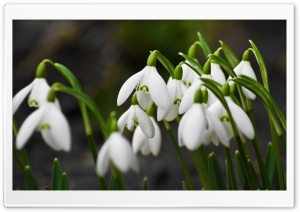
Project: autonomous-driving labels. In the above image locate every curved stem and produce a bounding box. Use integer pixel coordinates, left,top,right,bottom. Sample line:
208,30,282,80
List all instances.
163,121,195,190
189,151,209,189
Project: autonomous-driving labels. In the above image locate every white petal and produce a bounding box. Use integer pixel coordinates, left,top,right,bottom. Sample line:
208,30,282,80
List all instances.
148,67,171,110
207,89,218,106
140,141,151,156
126,106,136,131
211,63,226,84
182,104,205,150
109,133,137,173
13,81,33,115
117,109,130,133
132,126,147,154
167,79,177,102
223,121,234,141
179,80,201,114
240,61,257,100
233,61,244,75
242,87,256,100
45,103,71,151
226,98,255,139
28,78,50,107
164,104,179,121
117,70,144,106
135,106,154,138
148,117,162,156
178,108,191,147
182,63,199,86
41,130,62,151
206,111,229,147
136,91,153,110
157,107,169,122
96,140,111,176
16,105,45,149
208,100,223,117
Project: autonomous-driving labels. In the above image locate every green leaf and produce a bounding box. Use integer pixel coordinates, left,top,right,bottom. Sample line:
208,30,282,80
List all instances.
24,166,38,190
249,40,269,91
143,177,148,190
235,151,249,190
265,143,275,183
179,52,203,75
208,152,226,190
52,62,82,89
197,32,212,58
224,147,237,190
52,158,63,190
220,41,240,68
152,50,175,77
61,172,69,190
247,159,260,189
109,168,125,190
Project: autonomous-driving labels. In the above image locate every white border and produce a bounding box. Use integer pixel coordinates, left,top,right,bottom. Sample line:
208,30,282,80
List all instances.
3,4,294,207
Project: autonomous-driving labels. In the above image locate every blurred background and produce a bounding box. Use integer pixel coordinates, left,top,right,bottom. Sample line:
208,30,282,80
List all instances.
13,20,286,190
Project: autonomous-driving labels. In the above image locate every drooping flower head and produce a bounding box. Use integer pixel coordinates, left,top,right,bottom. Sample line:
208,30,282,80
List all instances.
117,93,155,138
157,65,188,121
208,83,255,141
228,50,257,100
178,88,229,151
117,51,171,110
210,49,226,85
133,104,162,156
96,132,139,176
16,89,71,151
13,62,59,115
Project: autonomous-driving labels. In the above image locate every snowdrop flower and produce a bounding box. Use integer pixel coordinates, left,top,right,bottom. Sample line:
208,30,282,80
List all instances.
117,52,171,110
117,93,154,138
208,83,255,140
178,89,229,151
229,50,257,100
211,63,226,84
96,132,139,176
182,61,199,87
179,61,218,114
13,63,59,115
157,65,188,121
16,90,71,151
132,117,161,156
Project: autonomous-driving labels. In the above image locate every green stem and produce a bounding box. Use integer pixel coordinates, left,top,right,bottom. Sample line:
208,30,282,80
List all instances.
189,151,210,190
163,121,195,190
198,146,209,174
13,119,29,166
247,109,272,190
224,147,237,190
269,117,285,190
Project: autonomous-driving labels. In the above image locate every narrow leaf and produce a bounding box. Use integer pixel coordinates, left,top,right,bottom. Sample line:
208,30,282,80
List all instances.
265,142,275,184
247,159,260,189
208,152,226,190
182,181,188,190
61,172,69,190
153,50,175,76
208,54,235,77
143,177,148,190
24,166,38,190
197,32,212,57
179,52,203,75
249,40,269,91
220,41,240,68
52,158,63,190
235,151,249,190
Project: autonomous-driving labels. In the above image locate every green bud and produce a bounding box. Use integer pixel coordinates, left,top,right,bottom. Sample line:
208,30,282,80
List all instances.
147,51,157,67
221,83,230,96
131,93,139,105
203,60,211,75
187,43,197,58
211,48,222,64
230,84,236,94
174,64,183,80
110,118,118,133
35,62,46,78
47,88,56,102
242,49,251,61
194,88,203,104
202,88,208,104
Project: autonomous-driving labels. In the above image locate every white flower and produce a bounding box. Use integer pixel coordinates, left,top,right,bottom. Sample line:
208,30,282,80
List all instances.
230,60,257,100
211,63,226,84
117,66,171,110
132,117,162,156
157,78,188,121
16,101,71,151
208,96,255,140
182,62,199,87
178,103,229,151
179,76,217,114
96,132,139,176
117,105,154,138
13,78,59,115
